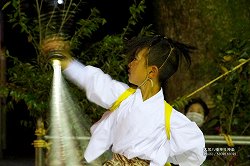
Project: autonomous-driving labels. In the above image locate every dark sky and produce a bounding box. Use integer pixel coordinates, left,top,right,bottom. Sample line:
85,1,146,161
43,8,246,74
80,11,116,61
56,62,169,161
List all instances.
0,0,155,157
1,0,155,61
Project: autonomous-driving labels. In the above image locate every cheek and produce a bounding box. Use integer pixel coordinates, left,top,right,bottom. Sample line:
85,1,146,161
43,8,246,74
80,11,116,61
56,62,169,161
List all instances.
128,71,142,85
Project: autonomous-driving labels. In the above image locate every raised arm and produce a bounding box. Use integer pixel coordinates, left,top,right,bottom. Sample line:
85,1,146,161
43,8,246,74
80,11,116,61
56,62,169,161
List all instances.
41,37,129,108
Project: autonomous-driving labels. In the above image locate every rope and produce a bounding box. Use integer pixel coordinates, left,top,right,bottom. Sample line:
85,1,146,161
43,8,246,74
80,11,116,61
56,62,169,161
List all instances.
221,134,234,147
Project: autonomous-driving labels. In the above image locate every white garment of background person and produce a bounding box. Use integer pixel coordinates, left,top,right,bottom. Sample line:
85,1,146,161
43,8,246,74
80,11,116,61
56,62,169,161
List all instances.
63,60,206,166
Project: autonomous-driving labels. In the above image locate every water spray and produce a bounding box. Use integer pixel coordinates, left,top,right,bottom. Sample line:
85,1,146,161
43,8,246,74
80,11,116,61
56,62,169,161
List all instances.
47,50,84,166
46,48,109,165
45,48,109,165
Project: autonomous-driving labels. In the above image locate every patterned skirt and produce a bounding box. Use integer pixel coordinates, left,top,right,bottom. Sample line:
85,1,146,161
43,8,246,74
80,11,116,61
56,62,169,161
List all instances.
103,153,150,166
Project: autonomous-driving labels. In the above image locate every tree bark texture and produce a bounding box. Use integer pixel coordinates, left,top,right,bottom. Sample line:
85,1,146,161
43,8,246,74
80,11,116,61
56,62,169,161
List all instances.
152,0,250,108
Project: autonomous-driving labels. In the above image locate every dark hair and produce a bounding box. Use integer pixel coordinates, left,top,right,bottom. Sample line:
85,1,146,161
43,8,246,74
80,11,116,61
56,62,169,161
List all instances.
125,35,195,83
184,98,209,116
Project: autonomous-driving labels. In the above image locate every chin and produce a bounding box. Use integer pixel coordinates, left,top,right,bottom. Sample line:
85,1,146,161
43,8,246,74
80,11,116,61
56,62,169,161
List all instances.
128,80,136,86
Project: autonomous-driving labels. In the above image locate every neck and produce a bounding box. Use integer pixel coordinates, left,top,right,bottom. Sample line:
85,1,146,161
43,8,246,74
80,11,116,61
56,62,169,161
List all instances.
139,80,161,101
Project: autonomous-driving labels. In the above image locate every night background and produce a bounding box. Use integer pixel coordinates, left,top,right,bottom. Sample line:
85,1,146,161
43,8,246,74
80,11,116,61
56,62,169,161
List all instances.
0,0,250,165
0,0,155,165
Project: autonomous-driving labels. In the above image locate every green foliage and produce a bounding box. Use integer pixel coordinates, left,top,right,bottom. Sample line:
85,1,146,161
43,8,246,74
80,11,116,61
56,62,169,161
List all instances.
122,0,146,37
1,0,152,123
213,38,250,135
170,38,250,165
71,8,107,49
0,50,52,118
207,38,250,165
171,96,188,110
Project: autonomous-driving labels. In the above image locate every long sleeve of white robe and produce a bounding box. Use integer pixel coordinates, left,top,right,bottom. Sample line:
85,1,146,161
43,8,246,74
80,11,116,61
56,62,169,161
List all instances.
63,60,206,166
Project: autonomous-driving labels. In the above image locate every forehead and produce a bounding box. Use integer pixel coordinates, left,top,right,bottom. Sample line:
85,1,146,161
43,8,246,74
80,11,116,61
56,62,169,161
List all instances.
188,103,205,113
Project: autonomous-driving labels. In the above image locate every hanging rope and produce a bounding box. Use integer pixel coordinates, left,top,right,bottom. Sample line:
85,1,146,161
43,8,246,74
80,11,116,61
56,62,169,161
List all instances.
186,57,250,99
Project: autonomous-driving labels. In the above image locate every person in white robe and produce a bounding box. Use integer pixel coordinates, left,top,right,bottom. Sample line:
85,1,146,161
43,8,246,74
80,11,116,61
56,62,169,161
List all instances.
42,35,207,166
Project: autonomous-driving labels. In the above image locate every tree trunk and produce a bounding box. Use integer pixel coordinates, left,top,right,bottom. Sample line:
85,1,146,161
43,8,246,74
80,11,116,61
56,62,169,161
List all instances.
0,50,6,159
152,0,250,108
0,13,6,158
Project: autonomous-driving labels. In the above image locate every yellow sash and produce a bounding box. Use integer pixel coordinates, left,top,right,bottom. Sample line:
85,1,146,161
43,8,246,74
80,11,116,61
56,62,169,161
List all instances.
109,87,136,112
109,87,172,140
109,87,173,165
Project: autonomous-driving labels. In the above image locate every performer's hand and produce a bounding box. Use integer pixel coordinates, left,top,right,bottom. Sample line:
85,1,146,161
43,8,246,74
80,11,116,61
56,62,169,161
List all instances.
41,36,73,69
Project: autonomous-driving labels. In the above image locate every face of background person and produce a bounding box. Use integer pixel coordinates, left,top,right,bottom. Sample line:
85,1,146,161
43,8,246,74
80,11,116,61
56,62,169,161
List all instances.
187,103,205,115
186,103,205,127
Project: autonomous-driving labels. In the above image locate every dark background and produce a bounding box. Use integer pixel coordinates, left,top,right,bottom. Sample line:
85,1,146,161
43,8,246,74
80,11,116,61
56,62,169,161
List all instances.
0,0,155,163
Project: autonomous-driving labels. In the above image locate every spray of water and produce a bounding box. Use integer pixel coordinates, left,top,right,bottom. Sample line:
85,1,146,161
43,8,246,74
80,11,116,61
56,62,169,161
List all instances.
47,59,112,165
48,59,89,166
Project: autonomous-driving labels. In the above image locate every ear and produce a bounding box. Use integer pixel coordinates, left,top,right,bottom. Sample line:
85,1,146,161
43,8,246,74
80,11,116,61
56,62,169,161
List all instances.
148,65,159,78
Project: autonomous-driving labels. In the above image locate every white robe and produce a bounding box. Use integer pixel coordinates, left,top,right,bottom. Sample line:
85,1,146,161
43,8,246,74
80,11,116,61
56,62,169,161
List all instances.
63,60,206,166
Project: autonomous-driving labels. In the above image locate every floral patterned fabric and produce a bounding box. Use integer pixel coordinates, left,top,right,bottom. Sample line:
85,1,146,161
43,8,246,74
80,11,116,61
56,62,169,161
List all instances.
103,154,150,166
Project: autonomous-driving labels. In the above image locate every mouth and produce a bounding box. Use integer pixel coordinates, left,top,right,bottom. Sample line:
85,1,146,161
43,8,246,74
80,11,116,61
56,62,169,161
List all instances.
128,72,131,78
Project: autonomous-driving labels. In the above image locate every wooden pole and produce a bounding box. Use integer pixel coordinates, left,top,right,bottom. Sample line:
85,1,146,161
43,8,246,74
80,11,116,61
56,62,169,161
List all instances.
0,9,6,159
33,118,47,166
